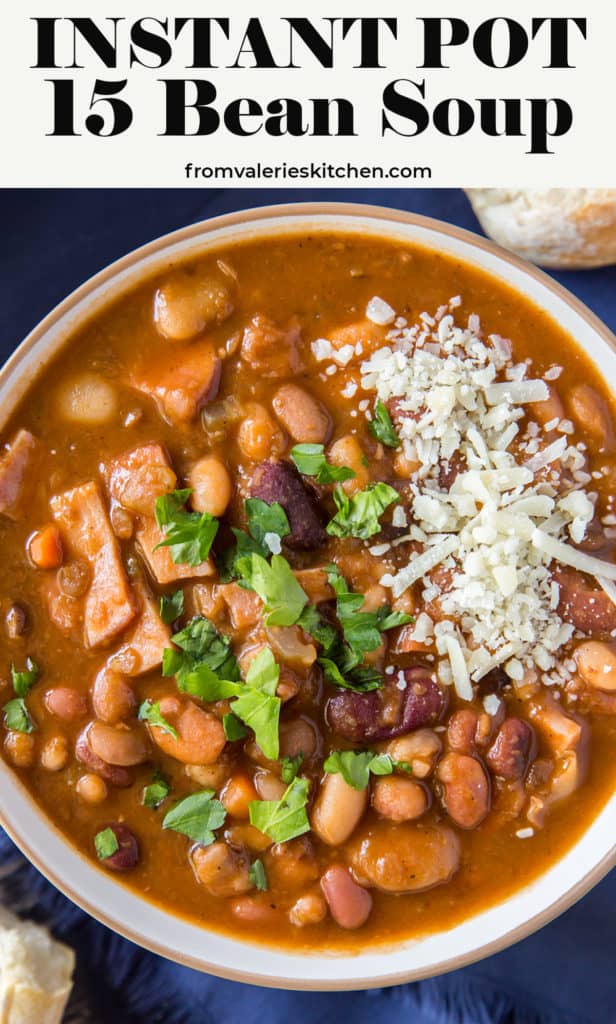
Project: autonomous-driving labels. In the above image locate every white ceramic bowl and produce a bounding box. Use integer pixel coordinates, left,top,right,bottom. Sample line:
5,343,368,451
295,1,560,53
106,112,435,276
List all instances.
1,203,615,989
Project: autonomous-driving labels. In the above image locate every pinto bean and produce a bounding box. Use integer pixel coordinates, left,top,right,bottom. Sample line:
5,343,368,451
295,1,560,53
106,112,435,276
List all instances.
237,403,287,461
447,709,479,754
384,729,442,778
568,384,615,452
326,667,446,743
272,384,331,444
241,315,303,379
254,770,287,801
555,566,616,638
251,460,326,550
88,720,148,766
92,667,136,724
486,718,535,780
99,824,139,871
575,640,616,692
44,686,87,722
191,841,251,896
311,772,368,846
188,455,232,517
152,698,226,765
372,777,429,822
320,865,372,929
436,752,490,829
349,823,460,893
75,727,134,787
279,717,318,761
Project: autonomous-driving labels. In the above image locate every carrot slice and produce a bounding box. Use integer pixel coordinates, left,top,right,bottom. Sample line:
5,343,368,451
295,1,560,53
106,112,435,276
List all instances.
29,524,63,569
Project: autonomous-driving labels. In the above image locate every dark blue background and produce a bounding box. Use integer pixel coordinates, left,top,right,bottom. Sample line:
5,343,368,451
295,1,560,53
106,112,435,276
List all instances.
1,188,614,1024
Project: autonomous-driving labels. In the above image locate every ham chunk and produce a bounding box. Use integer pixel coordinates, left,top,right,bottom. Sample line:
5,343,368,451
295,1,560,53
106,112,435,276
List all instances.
131,341,221,425
102,443,214,585
113,578,171,675
0,430,42,519
50,482,136,649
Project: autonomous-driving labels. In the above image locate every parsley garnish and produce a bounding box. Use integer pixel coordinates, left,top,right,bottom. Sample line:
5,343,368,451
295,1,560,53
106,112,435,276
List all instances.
249,777,310,844
94,827,119,860
219,499,290,580
368,400,400,448
3,699,35,733
223,712,248,741
159,589,184,625
10,658,39,697
249,859,268,891
162,790,226,845
138,699,178,739
281,753,304,784
326,482,399,539
290,444,355,485
324,750,411,790
143,772,171,809
163,617,240,686
154,488,219,566
238,553,308,627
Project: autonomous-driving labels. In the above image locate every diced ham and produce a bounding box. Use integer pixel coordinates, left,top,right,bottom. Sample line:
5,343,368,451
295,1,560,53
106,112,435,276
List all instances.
241,316,304,378
50,481,136,649
102,443,215,585
113,578,171,675
130,341,221,425
0,430,42,519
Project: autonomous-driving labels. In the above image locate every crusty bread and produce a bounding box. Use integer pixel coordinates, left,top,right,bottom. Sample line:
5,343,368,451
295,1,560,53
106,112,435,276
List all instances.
465,189,616,268
0,908,74,1024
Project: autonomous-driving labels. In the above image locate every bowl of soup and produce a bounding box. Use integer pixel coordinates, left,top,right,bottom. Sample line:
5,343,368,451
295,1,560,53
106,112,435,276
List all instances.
0,203,615,988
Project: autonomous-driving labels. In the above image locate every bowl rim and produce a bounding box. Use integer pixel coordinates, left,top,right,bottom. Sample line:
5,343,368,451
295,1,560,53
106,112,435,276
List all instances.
1,199,615,990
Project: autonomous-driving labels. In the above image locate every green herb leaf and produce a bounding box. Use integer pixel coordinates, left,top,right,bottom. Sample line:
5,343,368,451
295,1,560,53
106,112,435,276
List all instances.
245,498,290,548
368,400,400,448
223,712,248,741
94,827,119,860
326,482,399,540
318,658,382,692
154,488,218,566
138,699,178,739
143,772,171,809
233,648,281,760
291,444,355,485
239,553,308,627
3,698,34,733
163,617,240,685
281,753,304,785
249,859,268,891
324,750,409,790
159,589,184,625
182,664,243,702
162,790,226,845
249,777,310,844
10,658,39,698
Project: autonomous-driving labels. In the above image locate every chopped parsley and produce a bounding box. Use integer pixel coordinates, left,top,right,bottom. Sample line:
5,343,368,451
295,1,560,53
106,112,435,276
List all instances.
223,712,248,741
281,753,304,784
162,790,226,845
368,400,400,448
3,698,35,733
219,498,290,580
94,827,119,860
238,553,308,627
249,777,310,844
290,444,355,485
163,617,240,686
159,589,184,625
138,699,178,739
324,750,411,790
326,482,399,540
10,658,39,698
154,488,219,566
249,859,268,891
143,772,171,809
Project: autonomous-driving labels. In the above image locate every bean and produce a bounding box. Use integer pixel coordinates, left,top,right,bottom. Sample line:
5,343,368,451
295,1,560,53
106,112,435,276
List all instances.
447,709,479,755
436,752,490,829
231,897,281,925
393,451,421,479
327,667,446,743
77,773,108,804
272,383,331,444
372,777,429,822
221,774,259,818
320,865,372,930
575,640,616,692
4,731,36,768
45,686,88,722
238,403,287,461
266,836,319,890
311,772,368,846
75,727,134,787
99,823,139,871
349,823,460,893
58,373,118,426
555,567,616,639
224,823,272,852
191,842,251,896
92,667,136,724
568,384,615,451
185,762,229,789
528,383,564,427
279,718,318,760
40,735,69,772
88,721,148,767
254,770,287,801
188,455,233,517
486,718,535,780
289,891,328,927
328,435,370,494
5,603,27,639
384,729,442,778
154,273,234,341
152,698,226,765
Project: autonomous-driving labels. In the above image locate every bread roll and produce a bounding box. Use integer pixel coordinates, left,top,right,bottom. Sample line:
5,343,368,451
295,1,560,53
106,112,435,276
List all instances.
0,908,74,1024
465,189,616,268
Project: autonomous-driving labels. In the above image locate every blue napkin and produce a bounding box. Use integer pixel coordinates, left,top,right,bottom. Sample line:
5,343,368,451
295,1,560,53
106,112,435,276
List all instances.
1,188,615,1023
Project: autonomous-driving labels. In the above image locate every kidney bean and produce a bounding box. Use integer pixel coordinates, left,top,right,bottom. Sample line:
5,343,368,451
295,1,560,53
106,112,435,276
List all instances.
436,752,491,829
320,865,372,929
251,460,326,550
272,383,331,444
349,823,460,893
326,667,446,743
75,727,134,787
45,686,87,722
555,566,616,638
486,718,535,780
100,824,139,871
447,709,479,755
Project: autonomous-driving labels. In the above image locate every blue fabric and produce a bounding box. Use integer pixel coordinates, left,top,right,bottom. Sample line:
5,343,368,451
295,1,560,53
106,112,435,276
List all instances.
1,188,615,1023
